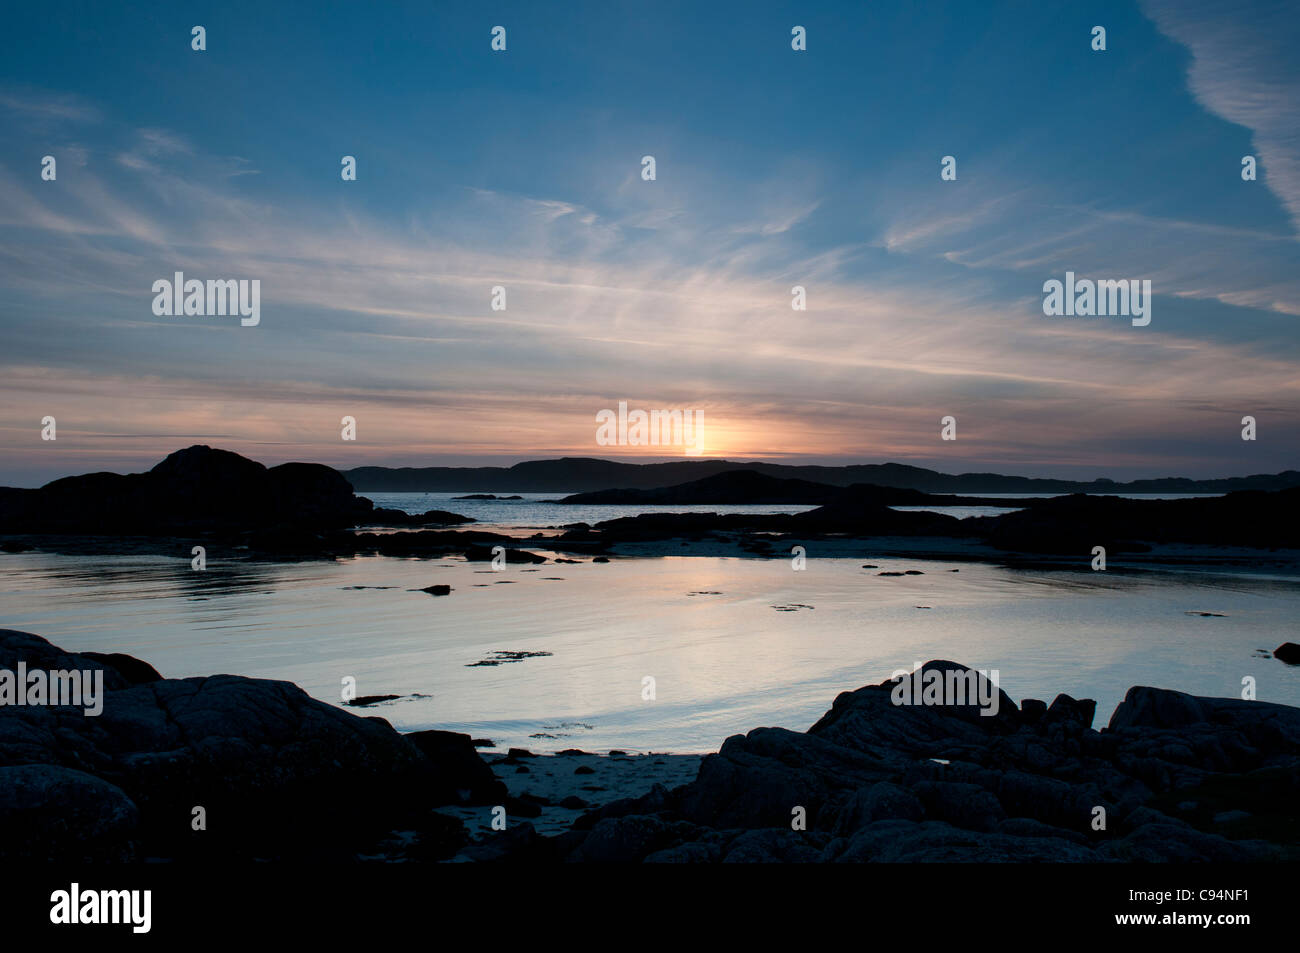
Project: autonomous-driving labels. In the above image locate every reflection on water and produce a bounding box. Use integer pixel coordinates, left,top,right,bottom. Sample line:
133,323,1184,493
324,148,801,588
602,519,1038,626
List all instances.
361,491,1223,533
2,550,1298,753
362,492,819,533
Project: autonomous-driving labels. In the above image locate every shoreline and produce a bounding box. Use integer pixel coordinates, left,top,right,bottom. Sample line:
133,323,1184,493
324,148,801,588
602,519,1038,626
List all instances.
6,529,1300,575
4,628,1298,863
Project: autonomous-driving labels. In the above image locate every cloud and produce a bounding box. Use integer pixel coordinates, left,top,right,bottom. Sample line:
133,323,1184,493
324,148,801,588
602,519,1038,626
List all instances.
1143,0,1300,233
0,89,100,123
1,87,1298,480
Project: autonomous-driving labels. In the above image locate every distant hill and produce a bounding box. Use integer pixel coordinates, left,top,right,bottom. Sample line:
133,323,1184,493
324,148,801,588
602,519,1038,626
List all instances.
344,457,1300,495
558,472,1035,507
559,470,852,505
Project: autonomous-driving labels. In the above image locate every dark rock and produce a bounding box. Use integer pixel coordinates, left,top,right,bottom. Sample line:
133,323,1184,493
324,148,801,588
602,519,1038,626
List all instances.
912,781,1006,832
504,796,542,819
568,815,703,863
1213,809,1251,824
1099,821,1278,862
995,816,1087,844
831,820,1096,862
644,841,722,863
346,694,401,707
571,659,1300,863
1020,698,1047,723
459,821,555,862
1275,642,1300,665
404,729,507,806
832,782,924,834
0,446,372,537
381,811,470,862
1046,694,1096,729
79,652,163,686
463,544,548,564
0,629,436,862
722,829,828,862
364,507,473,527
971,488,1300,552
0,764,139,862
0,629,140,692
11,627,1300,865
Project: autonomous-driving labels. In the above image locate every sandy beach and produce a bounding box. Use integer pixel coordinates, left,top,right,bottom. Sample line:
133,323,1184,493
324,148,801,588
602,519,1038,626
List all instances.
436,750,704,842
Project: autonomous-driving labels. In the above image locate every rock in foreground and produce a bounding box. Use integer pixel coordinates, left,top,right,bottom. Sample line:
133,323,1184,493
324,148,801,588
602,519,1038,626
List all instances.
552,661,1299,862
0,629,503,862
4,634,1296,863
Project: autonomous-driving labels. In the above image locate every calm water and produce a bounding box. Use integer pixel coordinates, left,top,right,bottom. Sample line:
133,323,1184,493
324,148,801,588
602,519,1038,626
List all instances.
363,491,819,533
3,545,1297,753
364,491,1220,531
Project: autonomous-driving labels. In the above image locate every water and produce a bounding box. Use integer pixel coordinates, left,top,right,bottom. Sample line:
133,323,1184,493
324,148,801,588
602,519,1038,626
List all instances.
891,505,1022,520
3,546,1297,754
364,491,1222,531
362,491,819,533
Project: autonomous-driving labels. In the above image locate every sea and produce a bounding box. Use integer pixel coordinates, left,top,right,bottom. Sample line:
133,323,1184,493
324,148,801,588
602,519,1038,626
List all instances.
3,492,1297,753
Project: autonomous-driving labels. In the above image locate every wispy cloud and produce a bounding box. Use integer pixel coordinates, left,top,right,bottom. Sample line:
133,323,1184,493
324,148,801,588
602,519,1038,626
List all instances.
0,89,101,123
1143,0,1300,233
2,0,1299,486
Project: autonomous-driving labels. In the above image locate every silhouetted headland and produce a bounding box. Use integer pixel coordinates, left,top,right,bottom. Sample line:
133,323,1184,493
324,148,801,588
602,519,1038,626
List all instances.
1,446,1297,564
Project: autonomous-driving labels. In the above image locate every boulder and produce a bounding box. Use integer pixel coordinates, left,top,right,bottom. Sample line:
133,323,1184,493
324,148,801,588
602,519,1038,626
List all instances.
0,629,478,861
1274,642,1300,665
832,781,924,834
0,764,139,862
570,661,1300,863
404,729,508,805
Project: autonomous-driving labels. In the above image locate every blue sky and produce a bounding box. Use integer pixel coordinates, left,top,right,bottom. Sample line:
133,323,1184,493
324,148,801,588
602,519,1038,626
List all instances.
1,0,1297,485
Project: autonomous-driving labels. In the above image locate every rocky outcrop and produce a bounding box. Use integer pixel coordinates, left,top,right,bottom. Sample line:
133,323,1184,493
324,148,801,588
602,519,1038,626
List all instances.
970,488,1300,553
556,482,1300,552
9,449,1298,560
0,630,502,862
0,446,373,535
364,508,475,527
0,446,508,560
7,631,1298,864
542,661,1299,862
559,504,968,545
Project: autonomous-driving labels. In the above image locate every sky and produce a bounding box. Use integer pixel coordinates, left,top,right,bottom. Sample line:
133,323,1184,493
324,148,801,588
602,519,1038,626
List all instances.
1,0,1298,486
